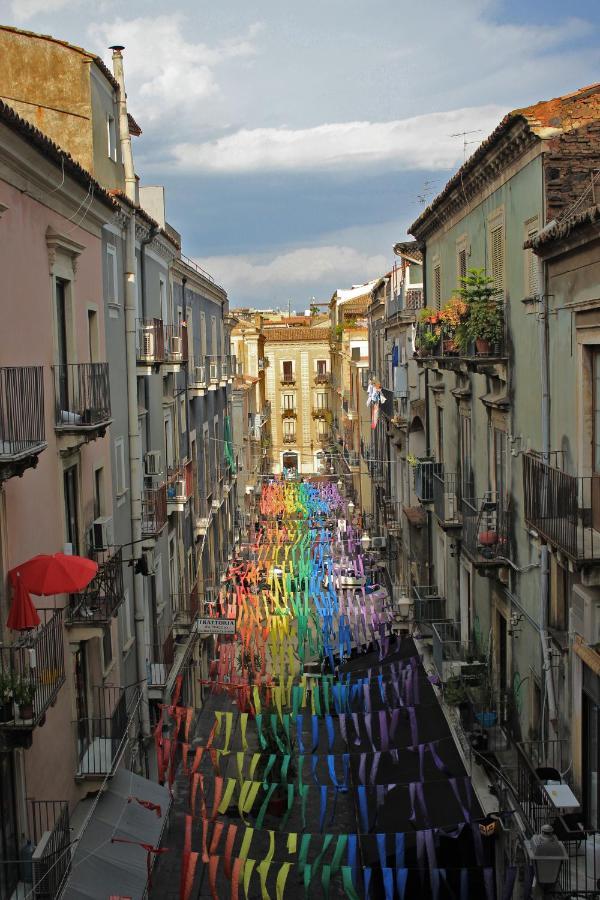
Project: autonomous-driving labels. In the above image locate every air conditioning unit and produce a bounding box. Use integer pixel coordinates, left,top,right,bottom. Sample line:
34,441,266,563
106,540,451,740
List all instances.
169,335,182,358
90,516,114,551
570,584,600,644
173,478,187,500
371,536,387,550
194,366,206,385
141,329,155,359
145,450,162,477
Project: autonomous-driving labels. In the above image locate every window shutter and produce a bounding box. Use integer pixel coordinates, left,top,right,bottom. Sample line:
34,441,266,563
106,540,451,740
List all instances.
526,223,539,297
106,246,117,302
490,225,504,296
433,265,441,309
458,249,467,281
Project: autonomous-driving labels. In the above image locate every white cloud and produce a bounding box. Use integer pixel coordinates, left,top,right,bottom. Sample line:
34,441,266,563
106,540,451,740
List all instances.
88,16,262,123
11,0,75,19
198,244,390,302
171,104,507,173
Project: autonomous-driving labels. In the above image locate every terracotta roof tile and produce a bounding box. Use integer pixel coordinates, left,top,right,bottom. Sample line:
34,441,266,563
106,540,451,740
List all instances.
264,327,331,342
528,203,600,250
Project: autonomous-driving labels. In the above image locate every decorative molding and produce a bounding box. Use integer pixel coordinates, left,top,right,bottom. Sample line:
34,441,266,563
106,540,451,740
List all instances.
45,226,85,276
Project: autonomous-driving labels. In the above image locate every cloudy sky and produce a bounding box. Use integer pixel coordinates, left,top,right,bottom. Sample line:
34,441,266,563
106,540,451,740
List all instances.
2,0,599,307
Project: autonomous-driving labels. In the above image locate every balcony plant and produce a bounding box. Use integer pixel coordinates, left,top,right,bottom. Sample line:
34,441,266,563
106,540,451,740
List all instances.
14,676,36,720
456,268,503,355
439,298,468,354
415,307,442,356
0,672,14,723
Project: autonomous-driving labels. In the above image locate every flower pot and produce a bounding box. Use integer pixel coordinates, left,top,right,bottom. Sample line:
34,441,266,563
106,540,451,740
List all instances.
0,701,14,723
442,339,457,355
475,338,491,355
478,530,498,546
18,703,34,721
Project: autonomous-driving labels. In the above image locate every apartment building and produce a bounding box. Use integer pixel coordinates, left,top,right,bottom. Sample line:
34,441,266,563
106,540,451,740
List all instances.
0,25,236,896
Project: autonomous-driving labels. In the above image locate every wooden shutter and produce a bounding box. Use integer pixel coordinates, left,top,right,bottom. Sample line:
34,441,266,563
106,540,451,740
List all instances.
490,224,504,296
525,218,539,298
458,249,467,281
433,265,441,309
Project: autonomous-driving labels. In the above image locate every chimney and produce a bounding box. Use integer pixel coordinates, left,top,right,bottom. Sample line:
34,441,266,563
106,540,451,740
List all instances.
110,45,137,203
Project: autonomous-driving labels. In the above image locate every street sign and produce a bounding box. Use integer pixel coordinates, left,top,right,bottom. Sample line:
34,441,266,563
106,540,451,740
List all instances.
193,617,236,635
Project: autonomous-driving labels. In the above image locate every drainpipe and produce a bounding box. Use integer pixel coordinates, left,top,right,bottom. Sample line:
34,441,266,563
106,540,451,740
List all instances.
538,250,558,734
111,46,150,739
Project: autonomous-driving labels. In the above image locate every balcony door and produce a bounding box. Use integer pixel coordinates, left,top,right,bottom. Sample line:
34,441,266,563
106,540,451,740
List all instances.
592,350,600,533
56,279,69,411
64,465,80,555
583,668,600,829
74,644,89,755
0,753,19,899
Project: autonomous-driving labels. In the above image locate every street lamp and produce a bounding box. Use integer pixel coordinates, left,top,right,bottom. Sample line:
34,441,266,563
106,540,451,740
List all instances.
347,500,355,515
525,825,568,890
360,533,371,551
337,479,343,490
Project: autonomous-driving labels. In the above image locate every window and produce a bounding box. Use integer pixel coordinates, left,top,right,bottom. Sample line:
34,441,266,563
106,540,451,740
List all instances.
316,392,328,409
456,235,468,285
64,465,80,554
549,560,569,632
316,360,327,375
593,349,600,474
459,412,472,498
524,216,539,298
200,312,206,359
488,212,505,297
159,277,168,324
106,244,118,303
102,626,113,669
121,590,133,646
458,249,467,281
283,419,296,438
433,263,441,309
211,316,217,355
107,114,117,161
282,393,295,411
436,406,444,464
316,419,327,438
282,361,294,382
164,414,174,469
179,394,186,433
493,428,508,502
87,309,98,363
93,467,104,520
114,437,126,497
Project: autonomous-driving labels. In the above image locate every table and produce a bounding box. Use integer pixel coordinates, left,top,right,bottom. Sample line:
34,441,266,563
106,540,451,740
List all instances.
543,782,580,811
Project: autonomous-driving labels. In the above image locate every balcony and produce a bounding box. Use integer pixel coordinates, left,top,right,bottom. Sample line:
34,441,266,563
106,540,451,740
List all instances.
0,609,65,740
412,585,446,626
163,324,188,373
404,288,424,311
188,363,207,397
74,686,128,779
414,322,507,379
314,372,332,386
414,458,439,504
137,318,165,368
67,548,124,630
0,366,46,482
142,483,168,537
146,626,175,694
283,434,296,444
280,374,296,386
53,363,111,443
312,407,330,419
342,447,360,470
29,799,71,898
384,500,403,535
432,466,461,528
432,622,486,684
462,494,510,566
205,355,221,389
281,408,297,419
166,460,194,513
194,497,212,539
172,582,200,628
523,451,600,564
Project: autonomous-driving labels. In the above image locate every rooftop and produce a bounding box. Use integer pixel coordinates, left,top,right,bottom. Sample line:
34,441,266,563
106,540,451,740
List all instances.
529,203,600,252
393,241,423,264
264,327,331,343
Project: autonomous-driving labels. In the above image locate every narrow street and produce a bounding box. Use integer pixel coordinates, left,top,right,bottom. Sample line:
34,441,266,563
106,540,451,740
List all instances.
151,479,496,899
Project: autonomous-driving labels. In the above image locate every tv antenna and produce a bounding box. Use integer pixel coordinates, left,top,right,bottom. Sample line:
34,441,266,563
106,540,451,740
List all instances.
450,129,483,162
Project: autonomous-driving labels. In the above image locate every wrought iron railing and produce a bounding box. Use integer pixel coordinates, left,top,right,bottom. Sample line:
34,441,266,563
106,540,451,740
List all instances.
137,318,165,364
432,621,485,683
462,494,510,562
69,548,124,625
164,323,188,363
414,320,505,360
74,686,128,777
0,609,65,728
146,626,175,687
404,288,424,310
523,451,600,563
166,460,193,504
53,363,111,428
0,366,45,461
280,374,296,385
412,585,446,624
314,372,332,385
433,466,461,525
415,459,440,504
205,355,221,383
142,483,168,535
29,799,71,898
283,434,296,444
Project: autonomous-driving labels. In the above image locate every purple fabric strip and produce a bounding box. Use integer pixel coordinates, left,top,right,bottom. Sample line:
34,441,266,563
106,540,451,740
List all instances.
379,710,389,752
408,707,418,745
364,713,373,750
358,753,367,785
501,866,517,900
369,752,381,786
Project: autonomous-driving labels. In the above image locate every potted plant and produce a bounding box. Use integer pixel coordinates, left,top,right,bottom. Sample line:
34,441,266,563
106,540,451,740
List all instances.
439,298,468,354
0,673,14,723
14,677,36,720
457,268,503,355
415,307,442,356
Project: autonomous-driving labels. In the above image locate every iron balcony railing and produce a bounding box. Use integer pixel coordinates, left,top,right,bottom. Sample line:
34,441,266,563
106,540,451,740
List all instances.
53,363,111,430
415,320,506,360
432,622,485,683
412,585,446,624
312,406,330,418
314,371,332,385
142,483,168,536
166,459,194,506
414,458,440,504
74,686,128,778
281,407,297,418
432,466,461,526
462,494,510,563
404,288,424,310
0,366,46,465
189,363,207,389
523,451,600,563
0,609,65,728
137,318,165,364
146,626,175,688
280,374,296,386
68,548,124,625
172,582,200,626
164,323,188,364
283,434,296,444
29,799,71,898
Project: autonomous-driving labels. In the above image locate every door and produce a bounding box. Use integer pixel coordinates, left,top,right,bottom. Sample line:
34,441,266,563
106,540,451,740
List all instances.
74,644,89,755
64,466,80,555
459,565,471,644
584,691,600,829
56,279,69,411
0,753,19,898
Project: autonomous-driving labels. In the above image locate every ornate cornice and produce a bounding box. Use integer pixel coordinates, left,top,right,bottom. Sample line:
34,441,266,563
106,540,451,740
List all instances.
45,226,85,277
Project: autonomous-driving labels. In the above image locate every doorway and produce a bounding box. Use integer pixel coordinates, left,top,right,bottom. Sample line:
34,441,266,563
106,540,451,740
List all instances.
64,466,80,555
74,644,89,755
0,753,19,898
459,564,472,644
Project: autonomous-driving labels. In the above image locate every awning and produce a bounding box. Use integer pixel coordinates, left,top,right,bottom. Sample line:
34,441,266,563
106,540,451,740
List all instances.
62,768,170,899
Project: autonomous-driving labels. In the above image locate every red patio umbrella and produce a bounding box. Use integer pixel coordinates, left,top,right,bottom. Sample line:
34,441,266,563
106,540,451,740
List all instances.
6,571,40,631
12,553,98,596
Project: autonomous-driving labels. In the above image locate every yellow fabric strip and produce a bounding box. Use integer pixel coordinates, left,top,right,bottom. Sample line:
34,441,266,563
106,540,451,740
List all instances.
217,777,237,815
276,863,291,900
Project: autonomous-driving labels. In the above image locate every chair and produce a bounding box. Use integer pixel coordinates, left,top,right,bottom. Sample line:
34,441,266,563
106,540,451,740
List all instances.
536,766,561,784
